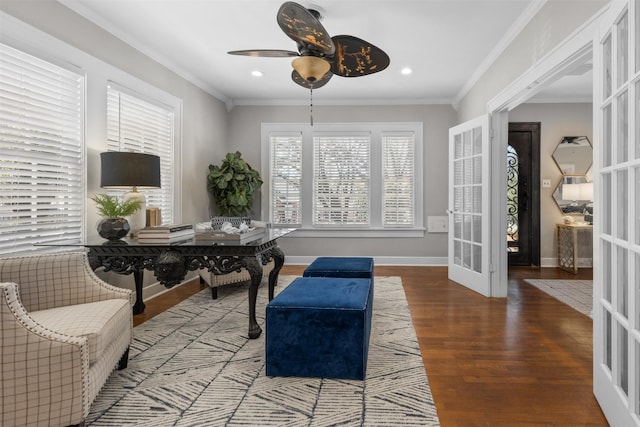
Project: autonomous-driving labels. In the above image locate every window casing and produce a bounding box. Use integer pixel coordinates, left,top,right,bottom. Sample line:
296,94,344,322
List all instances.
0,42,85,255
106,83,174,224
262,123,424,237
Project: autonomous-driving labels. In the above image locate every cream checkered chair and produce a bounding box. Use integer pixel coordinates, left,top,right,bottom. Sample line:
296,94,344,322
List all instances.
0,252,133,427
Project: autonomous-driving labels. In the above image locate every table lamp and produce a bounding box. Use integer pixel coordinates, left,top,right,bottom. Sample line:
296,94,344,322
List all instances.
100,151,161,235
562,183,581,202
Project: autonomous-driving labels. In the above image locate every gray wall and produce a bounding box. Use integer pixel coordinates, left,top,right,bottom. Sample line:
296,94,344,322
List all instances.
509,102,593,265
1,0,229,225
1,0,229,296
1,0,604,279
228,105,457,262
457,0,606,121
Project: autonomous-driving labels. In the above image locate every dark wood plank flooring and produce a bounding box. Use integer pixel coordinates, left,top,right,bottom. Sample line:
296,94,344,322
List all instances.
133,265,608,426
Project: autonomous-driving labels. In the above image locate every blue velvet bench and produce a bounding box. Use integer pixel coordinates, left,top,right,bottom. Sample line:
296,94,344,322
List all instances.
265,276,373,380
303,256,374,279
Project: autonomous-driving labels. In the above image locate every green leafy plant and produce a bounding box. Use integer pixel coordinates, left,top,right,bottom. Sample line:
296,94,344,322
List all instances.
91,194,142,218
207,151,263,216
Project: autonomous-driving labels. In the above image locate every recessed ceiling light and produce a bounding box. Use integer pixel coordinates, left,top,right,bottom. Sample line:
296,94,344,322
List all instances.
251,70,263,77
401,67,413,75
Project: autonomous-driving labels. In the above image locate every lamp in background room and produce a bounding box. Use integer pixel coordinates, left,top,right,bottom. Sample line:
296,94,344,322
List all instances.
562,182,581,203
562,181,593,218
577,182,593,202
100,151,161,235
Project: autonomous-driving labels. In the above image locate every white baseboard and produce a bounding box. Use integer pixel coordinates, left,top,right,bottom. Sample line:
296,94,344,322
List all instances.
541,257,556,267
541,257,593,268
142,272,199,302
284,255,447,266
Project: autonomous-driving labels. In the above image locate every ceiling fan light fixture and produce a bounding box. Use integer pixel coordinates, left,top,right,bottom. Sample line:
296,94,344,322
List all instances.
292,56,330,82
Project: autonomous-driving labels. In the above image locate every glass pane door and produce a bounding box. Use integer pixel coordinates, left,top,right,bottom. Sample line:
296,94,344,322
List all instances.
448,116,490,296
593,2,640,425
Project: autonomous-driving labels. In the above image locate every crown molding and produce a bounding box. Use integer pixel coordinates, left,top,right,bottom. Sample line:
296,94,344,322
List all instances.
453,0,547,106
228,96,454,110
58,0,229,103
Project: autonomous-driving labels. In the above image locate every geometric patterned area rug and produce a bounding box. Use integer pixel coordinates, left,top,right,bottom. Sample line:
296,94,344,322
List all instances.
87,276,440,426
523,279,593,318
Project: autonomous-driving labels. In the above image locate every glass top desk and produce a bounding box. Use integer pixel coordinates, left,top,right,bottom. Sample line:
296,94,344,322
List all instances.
42,228,295,339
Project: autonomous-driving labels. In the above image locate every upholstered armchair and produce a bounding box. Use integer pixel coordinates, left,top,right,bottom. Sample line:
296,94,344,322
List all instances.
0,252,133,427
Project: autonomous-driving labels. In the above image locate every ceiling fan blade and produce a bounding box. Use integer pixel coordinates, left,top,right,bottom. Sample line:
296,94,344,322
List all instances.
292,69,332,89
277,2,335,56
329,35,390,77
227,49,300,57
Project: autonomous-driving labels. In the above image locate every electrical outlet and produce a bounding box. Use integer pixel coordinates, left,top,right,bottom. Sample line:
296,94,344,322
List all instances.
427,216,448,233
542,179,551,188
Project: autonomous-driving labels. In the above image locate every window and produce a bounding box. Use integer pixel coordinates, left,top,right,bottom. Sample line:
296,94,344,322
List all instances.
313,134,370,226
270,134,302,225
263,123,424,237
0,42,84,255
383,133,415,226
106,83,174,224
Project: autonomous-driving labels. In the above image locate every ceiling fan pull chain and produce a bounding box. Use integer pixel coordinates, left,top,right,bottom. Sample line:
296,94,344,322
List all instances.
310,87,313,126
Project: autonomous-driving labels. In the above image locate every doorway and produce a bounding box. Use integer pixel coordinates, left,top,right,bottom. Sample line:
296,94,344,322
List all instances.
507,122,540,266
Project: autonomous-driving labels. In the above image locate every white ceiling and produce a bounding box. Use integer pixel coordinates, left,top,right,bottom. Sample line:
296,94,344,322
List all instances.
57,0,592,107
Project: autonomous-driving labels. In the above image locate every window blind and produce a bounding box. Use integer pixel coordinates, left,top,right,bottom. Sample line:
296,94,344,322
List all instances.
0,43,84,255
383,134,415,226
106,85,174,224
313,135,370,226
270,134,302,225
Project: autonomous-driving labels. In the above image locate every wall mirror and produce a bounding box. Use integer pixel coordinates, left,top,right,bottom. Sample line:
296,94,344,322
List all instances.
553,175,593,215
552,136,592,174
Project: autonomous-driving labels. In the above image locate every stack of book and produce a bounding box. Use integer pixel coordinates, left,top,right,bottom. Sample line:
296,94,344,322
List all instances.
137,224,194,244
195,226,265,243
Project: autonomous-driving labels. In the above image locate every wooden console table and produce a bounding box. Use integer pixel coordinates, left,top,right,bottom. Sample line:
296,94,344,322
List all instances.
556,223,592,274
40,228,295,339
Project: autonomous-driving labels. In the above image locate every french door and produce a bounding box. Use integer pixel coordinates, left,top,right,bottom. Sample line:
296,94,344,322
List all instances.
593,1,640,425
448,116,491,297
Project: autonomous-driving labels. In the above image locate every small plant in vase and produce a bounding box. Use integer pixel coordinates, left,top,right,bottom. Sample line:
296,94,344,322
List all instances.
91,194,142,240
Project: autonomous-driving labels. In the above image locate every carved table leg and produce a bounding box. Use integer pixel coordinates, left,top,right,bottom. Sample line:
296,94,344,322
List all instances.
242,256,263,339
132,269,146,315
268,246,285,301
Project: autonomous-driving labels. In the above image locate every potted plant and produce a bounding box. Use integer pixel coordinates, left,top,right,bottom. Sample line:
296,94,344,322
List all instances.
91,194,142,240
207,151,263,217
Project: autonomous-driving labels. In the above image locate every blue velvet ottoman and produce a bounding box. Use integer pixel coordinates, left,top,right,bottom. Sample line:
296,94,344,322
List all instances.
303,256,374,279
265,276,373,380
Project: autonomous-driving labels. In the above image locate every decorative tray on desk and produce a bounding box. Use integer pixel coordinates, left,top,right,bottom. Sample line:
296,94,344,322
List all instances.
195,227,265,242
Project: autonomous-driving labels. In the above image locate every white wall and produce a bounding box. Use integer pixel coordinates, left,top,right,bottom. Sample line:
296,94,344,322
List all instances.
509,102,593,265
228,104,457,264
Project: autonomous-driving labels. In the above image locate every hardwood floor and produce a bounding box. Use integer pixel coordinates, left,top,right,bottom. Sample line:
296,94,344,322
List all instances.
133,265,608,426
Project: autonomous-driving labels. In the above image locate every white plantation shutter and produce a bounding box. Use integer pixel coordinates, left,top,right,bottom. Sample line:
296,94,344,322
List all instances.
313,135,370,226
264,122,423,235
0,43,84,255
106,84,174,224
383,133,414,226
270,134,302,225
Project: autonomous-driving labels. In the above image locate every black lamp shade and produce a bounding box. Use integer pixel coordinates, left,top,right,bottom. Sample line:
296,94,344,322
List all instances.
100,152,161,188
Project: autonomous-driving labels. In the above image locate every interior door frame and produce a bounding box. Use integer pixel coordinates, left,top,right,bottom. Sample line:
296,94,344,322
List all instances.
486,9,603,298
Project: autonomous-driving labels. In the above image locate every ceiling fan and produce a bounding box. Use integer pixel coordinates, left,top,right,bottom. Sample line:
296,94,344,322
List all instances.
227,1,391,90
